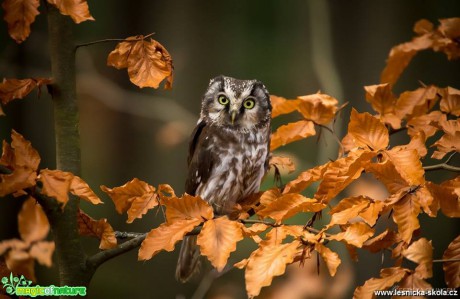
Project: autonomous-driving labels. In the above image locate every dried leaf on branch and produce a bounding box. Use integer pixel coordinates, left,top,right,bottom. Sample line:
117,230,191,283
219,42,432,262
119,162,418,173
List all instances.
107,35,173,89
47,0,94,24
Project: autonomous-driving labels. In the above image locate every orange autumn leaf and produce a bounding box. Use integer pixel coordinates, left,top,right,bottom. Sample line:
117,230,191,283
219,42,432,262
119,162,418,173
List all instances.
257,193,325,223
0,78,51,107
0,130,40,197
138,219,200,261
70,176,103,205
101,178,157,222
431,131,460,159
261,225,304,247
245,240,300,298
269,155,295,174
77,210,117,250
46,0,94,23
315,243,341,276
347,109,389,151
392,194,421,244
380,18,442,85
385,148,425,186
402,238,433,279
407,111,446,138
395,85,438,120
162,193,213,222
18,197,49,243
28,241,54,267
427,180,460,218
440,86,460,116
197,216,244,272
358,200,385,227
2,0,40,43
363,229,399,253
364,83,400,128
329,222,375,248
283,162,329,194
4,249,36,281
39,169,74,207
328,196,370,226
315,150,376,203
443,235,460,288
296,93,338,125
398,272,432,293
270,95,300,118
353,267,409,299
270,120,315,151
276,121,317,151
365,160,409,194
107,35,173,89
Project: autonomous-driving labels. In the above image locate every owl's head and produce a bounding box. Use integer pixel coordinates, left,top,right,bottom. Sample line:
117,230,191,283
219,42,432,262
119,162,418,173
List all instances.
200,76,271,130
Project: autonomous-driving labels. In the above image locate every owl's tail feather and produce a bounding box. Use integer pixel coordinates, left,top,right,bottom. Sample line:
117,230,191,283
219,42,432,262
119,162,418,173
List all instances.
176,235,201,283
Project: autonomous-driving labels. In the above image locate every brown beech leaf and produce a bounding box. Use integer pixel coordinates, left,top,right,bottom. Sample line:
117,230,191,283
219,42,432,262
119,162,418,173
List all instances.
46,0,94,23
358,200,385,227
393,131,427,158
107,36,173,89
101,178,156,220
353,267,409,299
258,188,282,208
431,131,460,159
283,162,329,194
245,240,300,298
365,160,409,194
2,0,40,43
270,120,315,151
402,238,433,279
443,235,460,288
329,222,374,248
0,78,52,107
162,193,213,222
269,155,295,174
70,176,103,205
407,111,446,138
257,193,325,223
427,179,460,218
296,93,339,125
398,272,432,295
29,241,54,267
0,239,28,256
270,95,300,118
0,130,40,197
18,197,49,243
242,223,269,237
77,210,116,249
380,33,433,86
363,229,399,253
328,196,370,227
39,169,74,207
347,109,389,151
395,86,438,120
386,148,425,186
440,86,460,116
364,83,399,128
315,243,341,276
392,194,421,244
4,249,35,281
197,216,244,272
261,225,304,247
315,150,376,203
138,219,200,261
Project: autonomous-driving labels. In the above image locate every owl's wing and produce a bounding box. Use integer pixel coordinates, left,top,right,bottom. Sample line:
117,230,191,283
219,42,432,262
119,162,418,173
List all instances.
185,120,214,196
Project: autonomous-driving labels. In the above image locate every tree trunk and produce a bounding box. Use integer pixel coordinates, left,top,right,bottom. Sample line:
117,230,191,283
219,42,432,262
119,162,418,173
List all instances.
46,5,94,290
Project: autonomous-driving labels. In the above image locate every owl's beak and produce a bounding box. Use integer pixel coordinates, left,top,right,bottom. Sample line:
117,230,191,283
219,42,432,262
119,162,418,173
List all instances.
230,110,237,125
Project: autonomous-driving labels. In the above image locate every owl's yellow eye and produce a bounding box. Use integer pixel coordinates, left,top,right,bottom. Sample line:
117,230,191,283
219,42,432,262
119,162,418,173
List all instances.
218,95,229,105
243,98,255,109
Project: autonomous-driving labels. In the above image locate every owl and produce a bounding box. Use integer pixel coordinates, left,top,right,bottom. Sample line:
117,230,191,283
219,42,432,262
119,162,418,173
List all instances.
176,75,272,282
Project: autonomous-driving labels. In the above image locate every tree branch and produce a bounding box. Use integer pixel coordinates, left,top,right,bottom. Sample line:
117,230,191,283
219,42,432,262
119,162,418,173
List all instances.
87,234,147,270
75,32,154,49
423,152,459,172
433,258,460,263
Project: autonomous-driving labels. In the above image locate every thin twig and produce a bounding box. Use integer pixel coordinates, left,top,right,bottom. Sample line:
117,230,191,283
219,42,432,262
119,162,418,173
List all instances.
75,32,155,49
239,219,280,227
433,258,460,263
424,152,459,172
316,123,345,158
86,233,147,270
